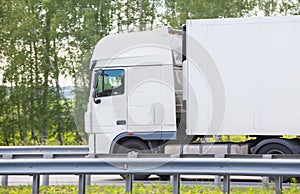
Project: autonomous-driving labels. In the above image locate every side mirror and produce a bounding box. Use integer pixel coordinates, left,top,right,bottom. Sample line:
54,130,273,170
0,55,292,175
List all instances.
94,98,101,104
93,91,101,104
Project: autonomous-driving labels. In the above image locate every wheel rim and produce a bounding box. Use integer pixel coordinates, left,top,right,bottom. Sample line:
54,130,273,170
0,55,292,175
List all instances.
266,149,285,154
126,149,141,155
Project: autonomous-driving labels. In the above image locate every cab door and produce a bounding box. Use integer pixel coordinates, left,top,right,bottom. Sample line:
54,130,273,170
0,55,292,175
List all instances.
91,68,127,135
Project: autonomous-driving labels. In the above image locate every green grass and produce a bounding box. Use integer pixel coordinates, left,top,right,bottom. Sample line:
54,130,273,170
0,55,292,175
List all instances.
0,183,299,194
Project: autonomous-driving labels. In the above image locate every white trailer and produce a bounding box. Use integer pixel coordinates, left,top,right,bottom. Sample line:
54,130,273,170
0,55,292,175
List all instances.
186,16,300,136
85,16,300,173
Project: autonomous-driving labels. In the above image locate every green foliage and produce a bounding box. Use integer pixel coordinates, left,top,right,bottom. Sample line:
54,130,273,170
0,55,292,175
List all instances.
0,184,299,194
221,135,248,142
163,0,257,28
255,0,300,16
0,0,299,146
0,0,165,145
0,0,82,145
163,0,300,28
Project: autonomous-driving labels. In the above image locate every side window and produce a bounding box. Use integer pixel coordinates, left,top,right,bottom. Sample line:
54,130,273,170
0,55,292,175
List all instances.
95,69,124,97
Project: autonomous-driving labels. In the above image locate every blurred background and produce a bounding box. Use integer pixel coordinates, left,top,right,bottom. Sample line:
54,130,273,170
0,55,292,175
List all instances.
0,0,299,146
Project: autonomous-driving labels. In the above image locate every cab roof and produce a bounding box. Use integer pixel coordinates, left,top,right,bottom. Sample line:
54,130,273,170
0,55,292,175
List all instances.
91,27,182,69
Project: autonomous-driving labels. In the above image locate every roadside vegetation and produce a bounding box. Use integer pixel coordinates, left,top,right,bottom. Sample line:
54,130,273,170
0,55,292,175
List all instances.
1,0,300,146
0,182,299,194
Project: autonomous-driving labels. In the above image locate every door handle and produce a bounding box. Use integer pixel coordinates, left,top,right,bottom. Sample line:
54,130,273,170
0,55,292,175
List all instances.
116,120,126,125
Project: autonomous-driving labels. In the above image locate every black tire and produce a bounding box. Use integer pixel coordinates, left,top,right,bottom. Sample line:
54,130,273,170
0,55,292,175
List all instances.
257,143,292,182
257,143,293,155
114,139,150,180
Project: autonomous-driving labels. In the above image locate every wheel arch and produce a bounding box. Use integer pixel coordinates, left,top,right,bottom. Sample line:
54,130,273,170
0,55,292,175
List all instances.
109,131,176,153
110,134,146,153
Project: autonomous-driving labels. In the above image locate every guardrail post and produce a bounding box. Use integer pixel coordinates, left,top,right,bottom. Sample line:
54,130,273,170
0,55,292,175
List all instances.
85,174,91,187
262,155,272,188
32,175,40,194
275,176,283,194
78,175,86,194
125,174,133,193
1,154,12,187
172,174,180,194
214,154,224,187
170,175,174,185
1,175,8,188
223,175,230,194
214,175,221,187
85,154,94,186
42,154,53,186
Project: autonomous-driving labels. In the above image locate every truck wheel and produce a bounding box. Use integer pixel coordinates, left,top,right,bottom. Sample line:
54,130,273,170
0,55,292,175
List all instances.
114,139,150,180
257,143,292,182
257,143,292,155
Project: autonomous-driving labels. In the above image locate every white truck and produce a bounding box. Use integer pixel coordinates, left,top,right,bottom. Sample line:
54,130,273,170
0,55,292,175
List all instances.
85,16,300,164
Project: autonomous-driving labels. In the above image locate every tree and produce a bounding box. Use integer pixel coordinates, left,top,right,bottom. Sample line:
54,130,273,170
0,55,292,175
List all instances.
254,0,299,16
0,0,163,145
1,0,298,146
0,0,80,145
163,0,256,28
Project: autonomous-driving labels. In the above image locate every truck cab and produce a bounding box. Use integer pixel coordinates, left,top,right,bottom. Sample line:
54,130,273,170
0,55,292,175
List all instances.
85,27,183,155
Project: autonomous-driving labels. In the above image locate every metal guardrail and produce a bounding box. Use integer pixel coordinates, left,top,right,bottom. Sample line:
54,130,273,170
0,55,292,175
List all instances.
0,146,89,187
0,146,89,156
0,156,300,194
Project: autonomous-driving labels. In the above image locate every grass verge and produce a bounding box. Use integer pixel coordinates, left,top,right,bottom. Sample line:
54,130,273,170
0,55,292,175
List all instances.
0,182,299,194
